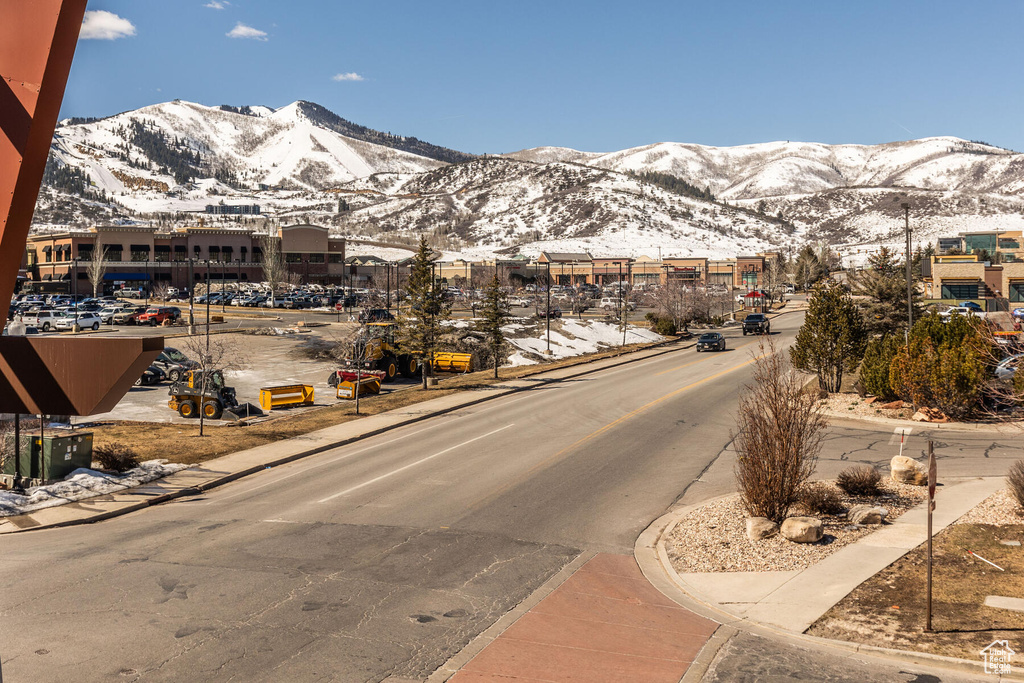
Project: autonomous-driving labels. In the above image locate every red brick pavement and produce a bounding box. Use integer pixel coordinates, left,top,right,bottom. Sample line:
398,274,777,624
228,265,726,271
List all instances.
449,553,719,683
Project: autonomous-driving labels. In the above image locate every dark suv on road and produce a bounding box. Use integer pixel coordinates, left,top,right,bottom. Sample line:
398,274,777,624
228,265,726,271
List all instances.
742,313,770,335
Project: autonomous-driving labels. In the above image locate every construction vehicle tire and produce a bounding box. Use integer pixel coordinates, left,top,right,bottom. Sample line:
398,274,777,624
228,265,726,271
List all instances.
399,355,419,378
380,356,398,383
327,371,339,387
203,400,223,420
178,400,198,418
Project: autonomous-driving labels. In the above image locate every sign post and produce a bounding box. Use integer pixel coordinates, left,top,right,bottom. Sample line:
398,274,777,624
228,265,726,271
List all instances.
926,440,936,632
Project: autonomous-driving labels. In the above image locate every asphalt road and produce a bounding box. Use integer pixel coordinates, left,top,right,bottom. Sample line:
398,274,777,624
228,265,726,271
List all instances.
0,310,1014,682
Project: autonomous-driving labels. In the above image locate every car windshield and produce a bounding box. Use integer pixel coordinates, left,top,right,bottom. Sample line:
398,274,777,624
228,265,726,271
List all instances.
699,334,718,341
747,315,765,321
163,348,188,362
145,308,159,313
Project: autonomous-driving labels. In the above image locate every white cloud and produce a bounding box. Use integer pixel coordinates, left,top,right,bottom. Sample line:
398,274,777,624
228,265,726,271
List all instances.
332,72,365,82
205,1,229,8
227,22,268,40
80,10,136,40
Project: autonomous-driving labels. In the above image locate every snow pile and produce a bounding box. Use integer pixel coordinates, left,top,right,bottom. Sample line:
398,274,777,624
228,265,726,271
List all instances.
504,319,664,365
0,460,191,517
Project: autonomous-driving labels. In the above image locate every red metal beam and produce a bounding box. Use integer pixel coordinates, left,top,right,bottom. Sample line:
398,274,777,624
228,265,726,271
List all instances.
1,1,166,416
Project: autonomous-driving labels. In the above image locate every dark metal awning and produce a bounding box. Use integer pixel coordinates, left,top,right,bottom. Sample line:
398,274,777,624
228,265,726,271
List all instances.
130,244,151,251
103,272,150,281
154,245,171,252
173,245,187,252
42,245,52,252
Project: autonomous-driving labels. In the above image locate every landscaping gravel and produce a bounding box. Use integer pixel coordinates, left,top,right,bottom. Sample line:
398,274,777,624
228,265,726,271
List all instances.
954,487,1024,526
665,480,927,573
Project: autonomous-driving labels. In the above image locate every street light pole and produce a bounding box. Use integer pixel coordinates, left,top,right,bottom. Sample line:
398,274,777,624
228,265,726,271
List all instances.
188,258,195,333
546,261,551,355
903,202,913,336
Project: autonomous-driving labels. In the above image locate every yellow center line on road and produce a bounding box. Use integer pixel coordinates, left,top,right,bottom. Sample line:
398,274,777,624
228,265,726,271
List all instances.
465,350,766,513
653,338,760,376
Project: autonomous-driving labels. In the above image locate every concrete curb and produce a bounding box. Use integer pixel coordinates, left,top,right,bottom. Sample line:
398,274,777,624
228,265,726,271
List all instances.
824,412,1023,435
634,482,1024,682
1,337,692,534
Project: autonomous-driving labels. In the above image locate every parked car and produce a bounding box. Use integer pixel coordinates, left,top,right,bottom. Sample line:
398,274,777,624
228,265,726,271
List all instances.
358,308,395,324
537,306,562,319
696,332,726,352
995,354,1023,381
507,296,531,308
21,309,62,331
152,347,198,382
136,307,181,326
598,297,635,312
97,307,125,325
134,365,167,386
55,312,101,331
112,305,148,325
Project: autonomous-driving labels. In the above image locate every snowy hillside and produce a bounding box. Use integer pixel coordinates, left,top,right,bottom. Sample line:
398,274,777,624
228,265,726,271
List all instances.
48,100,451,200
32,98,1024,260
330,158,790,259
516,137,1024,200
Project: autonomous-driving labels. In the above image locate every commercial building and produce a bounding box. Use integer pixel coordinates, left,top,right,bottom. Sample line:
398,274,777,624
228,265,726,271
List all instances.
23,224,345,295
925,254,1024,307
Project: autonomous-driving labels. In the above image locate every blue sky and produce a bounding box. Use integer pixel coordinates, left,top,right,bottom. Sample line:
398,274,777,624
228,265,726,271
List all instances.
65,1,1024,154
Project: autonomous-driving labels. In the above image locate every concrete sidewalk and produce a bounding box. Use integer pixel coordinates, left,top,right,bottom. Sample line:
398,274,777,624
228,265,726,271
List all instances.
0,338,687,534
636,475,1022,681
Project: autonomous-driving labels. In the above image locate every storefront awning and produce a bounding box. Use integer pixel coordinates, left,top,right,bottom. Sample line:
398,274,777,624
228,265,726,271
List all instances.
103,273,150,281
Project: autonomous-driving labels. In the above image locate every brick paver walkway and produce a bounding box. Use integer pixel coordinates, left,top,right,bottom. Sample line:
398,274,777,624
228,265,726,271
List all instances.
450,553,719,682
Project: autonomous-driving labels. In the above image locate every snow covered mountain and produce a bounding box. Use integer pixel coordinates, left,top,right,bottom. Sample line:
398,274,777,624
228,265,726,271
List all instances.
33,99,1024,259
47,99,465,198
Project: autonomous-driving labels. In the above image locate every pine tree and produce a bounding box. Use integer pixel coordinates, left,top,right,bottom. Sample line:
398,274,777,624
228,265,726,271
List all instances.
790,280,867,392
397,237,450,389
851,247,923,336
859,334,902,399
476,274,509,379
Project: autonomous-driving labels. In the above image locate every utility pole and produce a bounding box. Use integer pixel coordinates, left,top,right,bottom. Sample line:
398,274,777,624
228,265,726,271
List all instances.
188,258,195,334
903,202,913,338
545,261,551,355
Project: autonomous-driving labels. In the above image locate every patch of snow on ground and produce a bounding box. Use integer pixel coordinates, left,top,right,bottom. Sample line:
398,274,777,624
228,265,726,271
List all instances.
505,319,664,364
0,460,192,517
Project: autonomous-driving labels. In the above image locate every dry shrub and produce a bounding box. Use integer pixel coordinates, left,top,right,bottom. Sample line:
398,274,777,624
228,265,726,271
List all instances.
93,442,140,472
836,465,882,496
734,340,827,523
1009,460,1024,510
797,483,845,516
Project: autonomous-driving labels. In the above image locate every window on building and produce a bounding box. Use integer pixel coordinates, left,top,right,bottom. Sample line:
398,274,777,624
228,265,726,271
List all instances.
78,245,93,259
328,254,342,264
285,253,302,264
308,253,325,264
251,246,263,263
964,234,997,254
940,283,979,299
742,271,758,286
1010,283,1024,303
130,245,150,262
174,246,187,261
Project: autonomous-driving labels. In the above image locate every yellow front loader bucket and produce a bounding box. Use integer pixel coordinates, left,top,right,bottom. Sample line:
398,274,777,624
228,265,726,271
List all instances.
336,377,382,400
259,384,315,411
431,352,473,373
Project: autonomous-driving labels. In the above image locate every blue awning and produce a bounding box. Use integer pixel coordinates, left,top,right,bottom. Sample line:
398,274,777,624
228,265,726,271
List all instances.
103,273,150,281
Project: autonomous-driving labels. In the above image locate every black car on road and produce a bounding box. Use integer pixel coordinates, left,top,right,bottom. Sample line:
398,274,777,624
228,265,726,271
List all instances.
742,313,771,335
696,332,726,352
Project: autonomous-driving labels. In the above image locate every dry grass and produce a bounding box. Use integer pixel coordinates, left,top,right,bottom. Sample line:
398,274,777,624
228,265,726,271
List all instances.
809,522,1024,661
88,340,664,465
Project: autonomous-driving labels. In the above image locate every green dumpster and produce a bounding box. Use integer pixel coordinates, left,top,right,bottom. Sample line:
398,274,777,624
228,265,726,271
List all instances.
3,432,93,482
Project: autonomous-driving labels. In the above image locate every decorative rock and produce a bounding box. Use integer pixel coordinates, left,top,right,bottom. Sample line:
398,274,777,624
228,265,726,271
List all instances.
848,505,888,525
912,407,949,423
746,517,779,541
1000,540,1021,547
878,400,905,410
864,396,878,405
781,517,823,543
891,455,928,486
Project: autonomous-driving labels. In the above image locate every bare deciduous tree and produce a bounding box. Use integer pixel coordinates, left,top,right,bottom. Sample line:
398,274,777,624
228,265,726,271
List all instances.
650,280,713,333
260,231,286,307
178,333,239,437
734,339,827,523
87,246,109,297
